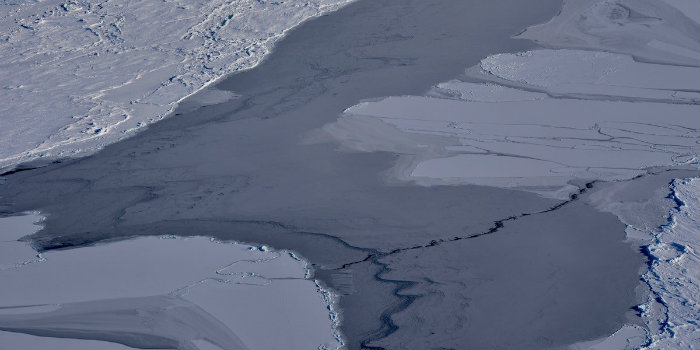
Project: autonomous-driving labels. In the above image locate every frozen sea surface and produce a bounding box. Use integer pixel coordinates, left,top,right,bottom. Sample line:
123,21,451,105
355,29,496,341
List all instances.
326,52,698,198
1,0,692,348
516,0,700,66
322,0,699,201
0,0,353,172
313,0,700,347
640,178,700,350
0,213,342,350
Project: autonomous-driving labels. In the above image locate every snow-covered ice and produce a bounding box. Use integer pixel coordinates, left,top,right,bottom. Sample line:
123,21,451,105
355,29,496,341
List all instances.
0,213,343,349
0,0,354,172
639,178,700,350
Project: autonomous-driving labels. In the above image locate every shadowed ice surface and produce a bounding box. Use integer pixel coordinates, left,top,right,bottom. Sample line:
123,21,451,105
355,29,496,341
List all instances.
0,0,648,348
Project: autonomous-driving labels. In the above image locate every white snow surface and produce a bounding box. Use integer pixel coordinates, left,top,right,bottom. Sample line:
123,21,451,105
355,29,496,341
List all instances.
321,0,699,199
516,0,700,66
0,0,354,172
639,178,700,350
0,213,343,350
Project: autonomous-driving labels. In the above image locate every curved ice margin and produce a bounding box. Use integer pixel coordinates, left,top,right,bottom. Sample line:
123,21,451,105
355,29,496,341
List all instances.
637,177,700,350
570,177,699,350
0,0,356,173
282,250,346,349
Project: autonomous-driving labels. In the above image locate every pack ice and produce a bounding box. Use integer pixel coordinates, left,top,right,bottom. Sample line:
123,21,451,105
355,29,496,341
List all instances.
0,0,353,172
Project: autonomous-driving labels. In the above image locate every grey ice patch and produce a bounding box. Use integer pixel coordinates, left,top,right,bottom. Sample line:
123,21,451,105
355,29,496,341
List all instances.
1,0,649,349
0,236,343,349
177,87,243,114
516,0,700,66
0,296,247,350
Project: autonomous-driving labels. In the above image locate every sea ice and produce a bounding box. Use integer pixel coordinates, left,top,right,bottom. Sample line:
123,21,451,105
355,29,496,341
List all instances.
0,212,44,270
0,0,354,172
640,178,700,350
515,0,700,66
320,4,698,198
477,49,700,103
327,88,697,197
0,214,343,350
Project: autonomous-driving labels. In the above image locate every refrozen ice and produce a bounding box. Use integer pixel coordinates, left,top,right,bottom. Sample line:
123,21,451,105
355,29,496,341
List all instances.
515,0,700,66
321,1,699,199
327,83,697,197
0,214,343,350
639,178,700,350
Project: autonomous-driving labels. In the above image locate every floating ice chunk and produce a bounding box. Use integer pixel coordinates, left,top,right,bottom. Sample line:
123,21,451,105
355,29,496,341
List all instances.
640,178,700,350
516,0,700,66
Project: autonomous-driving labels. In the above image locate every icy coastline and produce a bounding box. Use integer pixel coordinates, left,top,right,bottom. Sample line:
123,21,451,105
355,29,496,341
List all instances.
0,0,354,172
639,178,700,349
0,212,344,349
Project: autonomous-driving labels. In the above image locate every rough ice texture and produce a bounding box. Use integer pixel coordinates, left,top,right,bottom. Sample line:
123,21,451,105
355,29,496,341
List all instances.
328,72,698,198
639,178,700,350
0,0,353,172
0,214,343,350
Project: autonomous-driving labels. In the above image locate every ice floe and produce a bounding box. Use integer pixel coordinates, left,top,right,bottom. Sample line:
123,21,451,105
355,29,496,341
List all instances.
316,2,700,345
320,0,698,199
326,78,697,198
0,0,354,172
0,213,343,349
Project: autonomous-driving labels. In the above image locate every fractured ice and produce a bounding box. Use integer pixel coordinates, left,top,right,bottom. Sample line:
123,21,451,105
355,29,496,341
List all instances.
640,178,700,350
320,0,699,200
